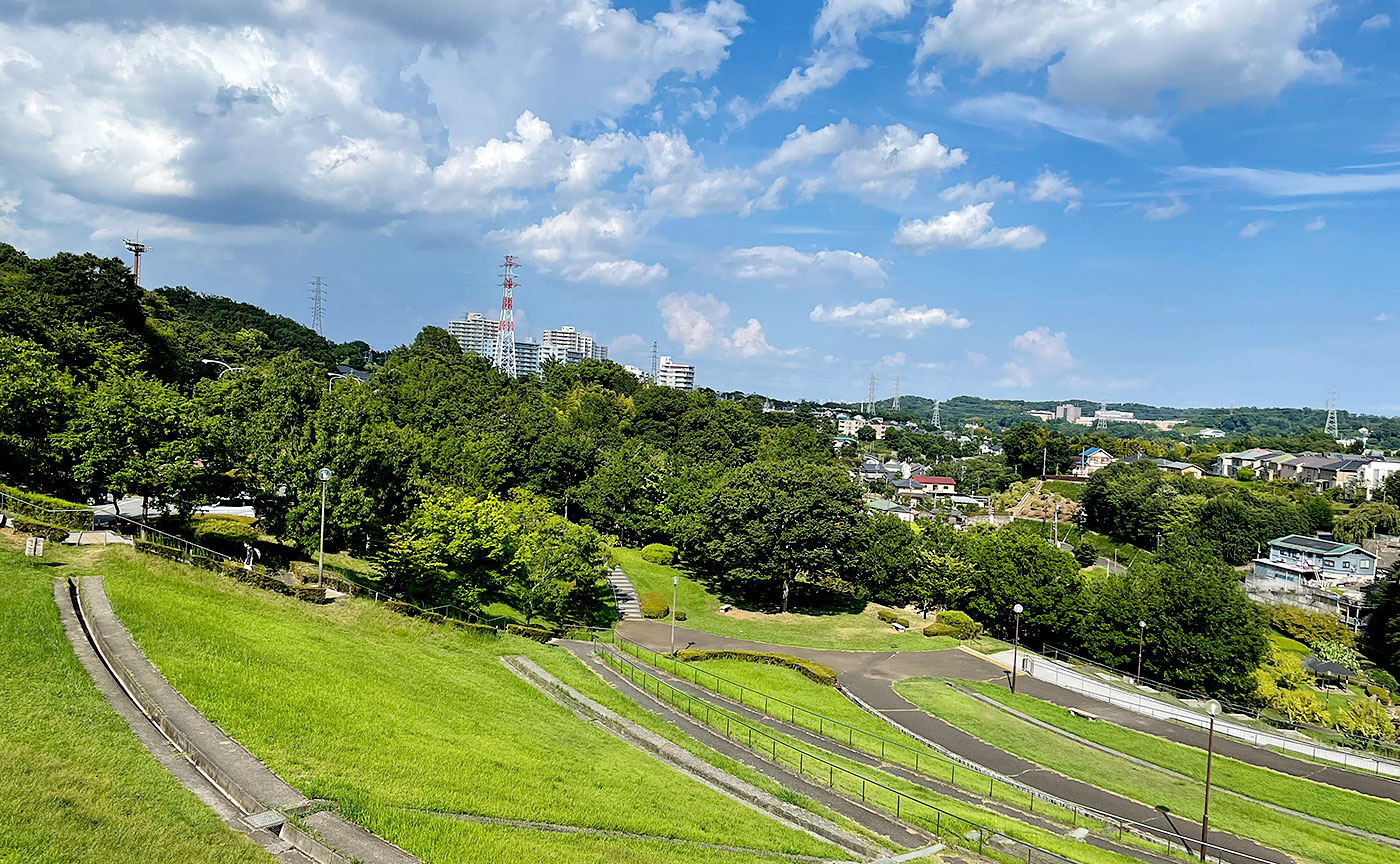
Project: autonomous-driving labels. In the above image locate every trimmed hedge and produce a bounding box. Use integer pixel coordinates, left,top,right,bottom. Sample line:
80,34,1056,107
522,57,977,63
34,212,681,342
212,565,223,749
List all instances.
639,591,670,619
674,649,837,687
458,622,499,637
294,585,327,604
923,623,955,637
13,518,74,542
386,600,423,617
935,610,982,640
507,624,555,642
875,608,911,628
674,610,687,621
1366,684,1393,705
641,543,678,565
0,485,92,530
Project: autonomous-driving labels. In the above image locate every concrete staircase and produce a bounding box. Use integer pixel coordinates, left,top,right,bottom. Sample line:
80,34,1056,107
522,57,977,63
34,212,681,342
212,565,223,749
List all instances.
604,567,643,619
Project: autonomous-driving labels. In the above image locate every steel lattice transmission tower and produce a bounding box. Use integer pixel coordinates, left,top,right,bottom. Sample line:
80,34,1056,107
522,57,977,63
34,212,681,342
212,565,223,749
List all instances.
1095,401,1108,430
1325,391,1339,438
932,399,941,430
650,341,660,383
309,276,327,336
123,238,150,288
892,376,901,410
865,374,877,415
494,255,520,378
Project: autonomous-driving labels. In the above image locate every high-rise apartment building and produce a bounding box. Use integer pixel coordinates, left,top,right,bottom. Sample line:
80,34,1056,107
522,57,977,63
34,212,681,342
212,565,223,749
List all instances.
656,355,695,391
541,326,608,361
448,313,498,357
448,315,609,377
1055,403,1081,423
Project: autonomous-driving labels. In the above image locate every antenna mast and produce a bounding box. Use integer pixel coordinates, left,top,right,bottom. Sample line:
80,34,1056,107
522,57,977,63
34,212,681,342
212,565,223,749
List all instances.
309,276,327,336
123,238,150,288
494,255,519,379
1325,391,1339,438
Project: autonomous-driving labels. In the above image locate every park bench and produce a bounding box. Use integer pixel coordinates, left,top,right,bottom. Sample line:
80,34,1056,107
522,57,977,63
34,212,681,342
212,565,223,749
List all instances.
1067,706,1100,722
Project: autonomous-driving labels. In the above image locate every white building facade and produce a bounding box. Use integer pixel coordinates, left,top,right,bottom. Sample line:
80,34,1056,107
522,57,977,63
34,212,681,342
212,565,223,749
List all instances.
656,355,695,391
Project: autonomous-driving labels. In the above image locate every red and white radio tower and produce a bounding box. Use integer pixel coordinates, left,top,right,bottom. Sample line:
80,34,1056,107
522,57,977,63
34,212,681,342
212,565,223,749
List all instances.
124,237,151,287
494,255,519,378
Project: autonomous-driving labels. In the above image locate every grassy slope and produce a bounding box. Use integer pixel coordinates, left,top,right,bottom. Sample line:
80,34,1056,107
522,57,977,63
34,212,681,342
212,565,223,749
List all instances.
895,679,1400,864
616,548,1007,653
960,680,1400,842
100,548,839,864
0,539,273,864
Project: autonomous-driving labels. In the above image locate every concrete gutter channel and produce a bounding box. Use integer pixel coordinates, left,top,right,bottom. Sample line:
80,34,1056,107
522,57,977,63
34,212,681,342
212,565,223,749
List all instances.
589,644,1180,864
57,576,422,864
502,653,881,862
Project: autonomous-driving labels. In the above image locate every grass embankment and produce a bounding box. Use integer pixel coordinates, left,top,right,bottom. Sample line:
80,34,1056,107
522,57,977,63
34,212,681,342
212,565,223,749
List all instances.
600,650,1139,864
615,547,1007,653
0,538,273,864
959,681,1400,842
895,679,1400,864
101,547,841,864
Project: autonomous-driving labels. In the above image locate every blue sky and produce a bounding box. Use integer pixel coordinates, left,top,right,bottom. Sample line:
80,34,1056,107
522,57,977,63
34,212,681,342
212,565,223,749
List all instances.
1,0,1397,410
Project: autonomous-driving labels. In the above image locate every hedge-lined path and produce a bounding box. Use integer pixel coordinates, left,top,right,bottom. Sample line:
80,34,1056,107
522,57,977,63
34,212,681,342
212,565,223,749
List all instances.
616,621,1291,864
606,567,644,619
579,641,1181,864
560,640,930,856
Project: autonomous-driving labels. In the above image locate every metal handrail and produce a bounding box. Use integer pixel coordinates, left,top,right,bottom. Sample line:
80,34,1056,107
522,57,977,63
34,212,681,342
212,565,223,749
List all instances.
0,488,95,531
1041,643,1400,761
599,632,1278,864
112,514,234,563
598,646,1084,864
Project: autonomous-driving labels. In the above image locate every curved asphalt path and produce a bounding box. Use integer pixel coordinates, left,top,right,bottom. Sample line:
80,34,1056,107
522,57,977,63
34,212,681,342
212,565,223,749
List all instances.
616,620,1303,864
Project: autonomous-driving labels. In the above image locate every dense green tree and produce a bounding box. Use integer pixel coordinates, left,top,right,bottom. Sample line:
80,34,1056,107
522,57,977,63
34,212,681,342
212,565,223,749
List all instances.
378,490,528,607
575,440,669,545
850,514,921,605
513,514,611,625
959,528,1085,646
0,337,80,486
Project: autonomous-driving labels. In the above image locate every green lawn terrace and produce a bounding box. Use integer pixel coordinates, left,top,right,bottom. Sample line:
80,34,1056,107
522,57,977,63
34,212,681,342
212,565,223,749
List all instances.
53,542,848,864
614,547,1009,652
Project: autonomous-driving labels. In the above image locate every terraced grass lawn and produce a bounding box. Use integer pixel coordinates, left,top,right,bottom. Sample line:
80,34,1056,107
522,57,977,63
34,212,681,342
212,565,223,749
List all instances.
600,651,1140,864
101,547,840,864
896,679,1400,864
960,681,1400,842
615,547,1007,653
0,538,273,864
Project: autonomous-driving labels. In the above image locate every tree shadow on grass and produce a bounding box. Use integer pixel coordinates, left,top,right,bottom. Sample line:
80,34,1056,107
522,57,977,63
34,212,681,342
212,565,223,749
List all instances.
695,571,868,617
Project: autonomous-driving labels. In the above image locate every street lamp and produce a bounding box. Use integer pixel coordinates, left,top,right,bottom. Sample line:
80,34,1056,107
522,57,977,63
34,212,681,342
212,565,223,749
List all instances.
670,575,679,655
1200,699,1221,861
316,467,331,588
1136,620,1147,683
200,359,246,378
1010,603,1024,694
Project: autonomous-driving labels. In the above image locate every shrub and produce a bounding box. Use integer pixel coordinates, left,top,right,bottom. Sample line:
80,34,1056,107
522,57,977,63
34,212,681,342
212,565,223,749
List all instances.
923,623,955,638
12,518,74,543
294,585,327,604
386,600,423,618
457,622,498,637
935,610,983,640
1334,700,1397,741
1073,544,1098,568
1273,688,1331,725
507,624,554,642
1314,640,1361,674
0,485,92,530
1373,668,1400,693
247,574,293,597
1365,684,1393,704
639,592,670,619
1269,605,1356,648
674,650,838,687
134,539,186,560
641,543,678,565
421,611,446,625
875,608,911,628
674,610,687,622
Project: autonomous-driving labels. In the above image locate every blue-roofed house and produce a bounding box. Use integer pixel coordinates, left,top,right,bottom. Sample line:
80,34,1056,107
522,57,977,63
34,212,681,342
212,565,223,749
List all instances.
1071,447,1115,477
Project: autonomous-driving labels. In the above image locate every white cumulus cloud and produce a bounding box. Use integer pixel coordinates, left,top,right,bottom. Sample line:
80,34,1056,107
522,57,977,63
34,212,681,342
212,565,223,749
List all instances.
1027,170,1082,212
995,326,1075,388
658,292,795,358
727,245,886,286
941,176,1015,203
1143,194,1190,221
759,120,967,201
1304,215,1326,231
892,203,1046,252
809,297,971,337
1360,14,1390,31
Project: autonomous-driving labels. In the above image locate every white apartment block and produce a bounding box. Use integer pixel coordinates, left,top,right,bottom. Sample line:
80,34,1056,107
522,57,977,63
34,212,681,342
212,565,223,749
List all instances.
1360,461,1400,498
447,313,498,357
541,326,608,361
449,314,609,377
656,355,695,391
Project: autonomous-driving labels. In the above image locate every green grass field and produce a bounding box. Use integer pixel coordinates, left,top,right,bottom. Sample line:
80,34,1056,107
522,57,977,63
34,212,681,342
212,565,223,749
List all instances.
615,548,1007,652
959,680,1400,842
895,679,1400,864
1269,630,1311,655
0,538,274,864
100,546,841,864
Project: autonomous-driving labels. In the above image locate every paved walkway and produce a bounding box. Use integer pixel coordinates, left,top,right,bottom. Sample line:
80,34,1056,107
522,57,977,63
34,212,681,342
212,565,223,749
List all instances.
605,567,644,619
616,621,1290,864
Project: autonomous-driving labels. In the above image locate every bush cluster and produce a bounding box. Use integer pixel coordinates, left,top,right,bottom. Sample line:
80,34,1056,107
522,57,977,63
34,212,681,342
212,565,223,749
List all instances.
189,516,261,557
641,543,678,565
934,610,982,640
459,622,499,638
0,485,92,529
674,649,838,686
12,518,74,542
639,591,670,619
506,623,554,642
875,608,911,628
294,585,327,604
1269,605,1357,648
1365,684,1393,705
674,609,687,621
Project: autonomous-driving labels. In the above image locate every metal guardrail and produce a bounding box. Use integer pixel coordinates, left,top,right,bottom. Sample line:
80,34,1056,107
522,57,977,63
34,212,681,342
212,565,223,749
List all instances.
1042,643,1400,762
598,646,1083,864
112,514,234,566
598,632,1278,864
0,488,95,531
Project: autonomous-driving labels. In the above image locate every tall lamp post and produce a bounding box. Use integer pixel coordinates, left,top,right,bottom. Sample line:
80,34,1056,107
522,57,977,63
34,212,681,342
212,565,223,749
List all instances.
670,575,679,655
1010,603,1024,694
316,467,331,588
1200,699,1221,861
1136,620,1147,683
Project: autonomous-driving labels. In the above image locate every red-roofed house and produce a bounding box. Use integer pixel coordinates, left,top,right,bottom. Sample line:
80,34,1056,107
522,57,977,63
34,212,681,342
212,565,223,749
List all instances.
911,476,956,495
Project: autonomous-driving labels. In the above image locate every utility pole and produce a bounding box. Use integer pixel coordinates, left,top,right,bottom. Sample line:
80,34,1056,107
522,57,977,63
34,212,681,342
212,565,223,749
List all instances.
123,238,150,288
309,276,327,336
495,255,519,379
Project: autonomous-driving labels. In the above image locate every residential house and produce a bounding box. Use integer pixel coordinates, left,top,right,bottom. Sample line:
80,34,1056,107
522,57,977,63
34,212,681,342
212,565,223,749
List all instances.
1252,535,1378,586
866,498,914,523
911,475,957,495
1212,448,1284,478
1121,454,1204,478
1197,428,1227,439
1071,447,1115,477
1360,461,1400,498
